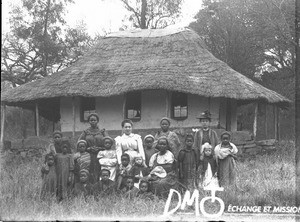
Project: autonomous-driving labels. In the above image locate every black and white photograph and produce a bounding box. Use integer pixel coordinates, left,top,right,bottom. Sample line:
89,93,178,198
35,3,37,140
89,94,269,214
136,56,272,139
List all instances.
1,0,299,221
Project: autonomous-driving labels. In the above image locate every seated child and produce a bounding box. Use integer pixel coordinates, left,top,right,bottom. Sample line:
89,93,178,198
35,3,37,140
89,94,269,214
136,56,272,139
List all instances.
129,154,150,188
56,139,74,201
122,176,139,199
47,130,63,154
214,131,238,187
136,180,155,200
73,169,93,198
143,135,157,167
97,136,118,181
178,134,198,190
93,169,115,200
116,153,132,190
40,153,57,200
200,142,218,188
74,140,91,183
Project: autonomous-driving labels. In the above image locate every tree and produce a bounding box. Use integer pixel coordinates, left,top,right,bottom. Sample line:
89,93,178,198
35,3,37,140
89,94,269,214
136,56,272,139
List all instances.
1,0,92,87
120,0,183,29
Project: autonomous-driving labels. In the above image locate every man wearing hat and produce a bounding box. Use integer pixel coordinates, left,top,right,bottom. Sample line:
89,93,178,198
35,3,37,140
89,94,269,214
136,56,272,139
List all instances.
194,110,219,160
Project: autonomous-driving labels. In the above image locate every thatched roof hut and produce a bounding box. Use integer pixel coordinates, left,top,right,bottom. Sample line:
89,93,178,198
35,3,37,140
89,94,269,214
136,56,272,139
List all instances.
0,27,290,138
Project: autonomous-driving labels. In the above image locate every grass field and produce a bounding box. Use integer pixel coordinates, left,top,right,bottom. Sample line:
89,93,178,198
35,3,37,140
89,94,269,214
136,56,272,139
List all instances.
0,140,296,221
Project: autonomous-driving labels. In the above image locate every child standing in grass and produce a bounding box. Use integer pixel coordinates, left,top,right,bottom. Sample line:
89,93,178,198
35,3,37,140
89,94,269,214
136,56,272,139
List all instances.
56,139,74,201
116,153,132,190
143,135,157,167
129,154,150,188
122,176,139,199
74,140,91,184
178,134,198,190
200,142,218,188
47,131,63,154
97,136,118,181
214,131,238,187
40,153,57,200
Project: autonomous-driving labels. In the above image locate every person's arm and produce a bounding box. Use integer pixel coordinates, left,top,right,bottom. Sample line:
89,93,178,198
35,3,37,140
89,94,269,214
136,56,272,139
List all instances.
115,137,122,164
148,153,157,169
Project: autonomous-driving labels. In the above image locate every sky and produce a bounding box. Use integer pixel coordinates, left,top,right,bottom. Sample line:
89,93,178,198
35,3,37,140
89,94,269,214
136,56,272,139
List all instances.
2,0,203,36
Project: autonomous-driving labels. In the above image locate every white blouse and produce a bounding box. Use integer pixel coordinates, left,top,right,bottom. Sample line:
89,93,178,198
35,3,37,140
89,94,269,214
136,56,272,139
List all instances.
148,150,174,168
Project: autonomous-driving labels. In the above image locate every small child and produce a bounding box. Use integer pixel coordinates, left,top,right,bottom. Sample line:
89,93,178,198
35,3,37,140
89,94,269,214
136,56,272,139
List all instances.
116,153,132,190
74,140,91,183
56,139,74,201
200,142,218,188
97,136,118,181
40,153,57,200
122,176,139,199
177,134,198,190
93,169,116,200
73,169,93,198
143,135,157,167
129,154,150,188
214,131,238,187
136,180,155,200
47,131,63,154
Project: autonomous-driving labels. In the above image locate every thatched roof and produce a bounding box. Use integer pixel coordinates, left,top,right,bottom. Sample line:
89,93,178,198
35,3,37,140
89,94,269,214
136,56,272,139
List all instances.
1,27,290,108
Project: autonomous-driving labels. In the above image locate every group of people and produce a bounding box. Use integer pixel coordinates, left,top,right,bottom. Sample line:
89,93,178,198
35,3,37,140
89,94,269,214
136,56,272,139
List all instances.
41,111,238,202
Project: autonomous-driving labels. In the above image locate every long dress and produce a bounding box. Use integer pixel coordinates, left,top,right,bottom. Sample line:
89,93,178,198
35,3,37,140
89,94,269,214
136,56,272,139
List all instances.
214,142,238,187
56,153,74,200
177,148,198,190
153,130,181,158
97,149,118,181
78,127,107,183
40,165,57,200
115,133,145,164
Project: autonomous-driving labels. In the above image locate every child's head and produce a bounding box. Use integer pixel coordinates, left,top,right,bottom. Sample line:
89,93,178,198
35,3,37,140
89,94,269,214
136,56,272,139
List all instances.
79,169,89,183
121,153,130,167
198,111,211,129
125,176,135,190
160,117,170,132
77,140,87,153
45,153,55,166
157,136,169,154
185,134,194,148
100,169,110,182
202,142,212,157
103,136,114,150
134,154,143,166
144,135,154,149
53,131,62,144
221,131,231,145
61,139,71,154
139,180,149,193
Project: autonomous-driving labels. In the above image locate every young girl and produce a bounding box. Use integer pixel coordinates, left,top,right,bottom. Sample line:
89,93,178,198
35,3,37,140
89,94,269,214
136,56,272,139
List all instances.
97,136,118,181
74,140,91,183
73,169,93,198
214,131,238,187
143,135,157,167
129,154,150,188
56,139,74,201
122,176,139,199
40,153,57,200
153,117,181,158
136,180,155,200
178,134,198,190
200,142,218,188
47,131,63,154
116,153,132,190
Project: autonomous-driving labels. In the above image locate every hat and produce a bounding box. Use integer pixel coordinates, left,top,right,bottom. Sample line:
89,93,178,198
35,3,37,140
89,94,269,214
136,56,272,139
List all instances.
221,131,231,139
197,110,212,120
77,140,87,148
79,169,89,176
144,134,155,141
103,136,114,144
160,117,171,125
150,166,167,178
52,130,62,137
157,136,169,145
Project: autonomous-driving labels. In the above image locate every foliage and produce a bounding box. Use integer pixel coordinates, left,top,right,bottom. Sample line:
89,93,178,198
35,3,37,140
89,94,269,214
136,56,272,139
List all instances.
120,0,183,29
189,0,295,80
0,140,295,220
1,0,92,87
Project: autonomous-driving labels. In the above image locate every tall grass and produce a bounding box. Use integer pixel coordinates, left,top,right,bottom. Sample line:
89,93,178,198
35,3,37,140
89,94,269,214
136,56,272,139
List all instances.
0,140,296,220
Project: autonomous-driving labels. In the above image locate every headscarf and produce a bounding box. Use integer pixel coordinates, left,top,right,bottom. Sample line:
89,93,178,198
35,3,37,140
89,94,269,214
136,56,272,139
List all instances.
103,136,114,145
77,140,87,148
160,117,171,125
53,130,62,137
144,134,155,142
79,169,89,176
221,131,231,139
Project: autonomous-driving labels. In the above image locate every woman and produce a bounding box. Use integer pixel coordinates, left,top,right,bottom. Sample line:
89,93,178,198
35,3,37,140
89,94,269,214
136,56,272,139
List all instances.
115,119,145,165
78,113,108,183
153,117,181,158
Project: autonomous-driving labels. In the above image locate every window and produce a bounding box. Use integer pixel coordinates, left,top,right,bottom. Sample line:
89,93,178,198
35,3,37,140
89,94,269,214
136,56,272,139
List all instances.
125,91,141,121
171,92,188,120
80,97,96,122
